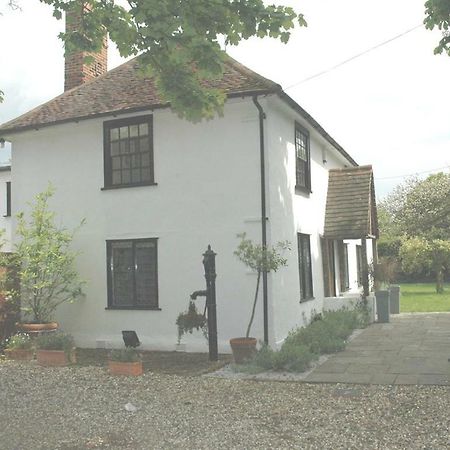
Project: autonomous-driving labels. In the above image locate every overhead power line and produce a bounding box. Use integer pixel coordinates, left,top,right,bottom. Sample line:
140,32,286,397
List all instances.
375,165,450,181
285,24,423,90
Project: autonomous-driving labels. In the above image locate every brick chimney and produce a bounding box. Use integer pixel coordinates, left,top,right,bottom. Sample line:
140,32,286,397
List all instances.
64,3,108,91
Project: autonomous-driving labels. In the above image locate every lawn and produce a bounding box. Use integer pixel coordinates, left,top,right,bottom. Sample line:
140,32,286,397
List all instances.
399,283,450,312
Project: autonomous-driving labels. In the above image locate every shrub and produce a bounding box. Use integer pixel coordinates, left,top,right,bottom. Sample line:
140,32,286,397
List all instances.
273,342,316,372
109,347,140,363
36,332,74,352
5,333,33,350
238,308,364,374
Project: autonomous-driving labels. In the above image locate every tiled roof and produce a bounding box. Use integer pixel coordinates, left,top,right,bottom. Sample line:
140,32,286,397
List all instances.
324,165,378,239
0,55,279,134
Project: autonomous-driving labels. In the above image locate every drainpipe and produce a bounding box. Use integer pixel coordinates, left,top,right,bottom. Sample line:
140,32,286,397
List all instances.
252,96,269,345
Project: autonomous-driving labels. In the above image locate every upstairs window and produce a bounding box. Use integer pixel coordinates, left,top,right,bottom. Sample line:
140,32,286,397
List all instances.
103,116,154,188
298,233,314,302
295,123,311,192
106,238,159,310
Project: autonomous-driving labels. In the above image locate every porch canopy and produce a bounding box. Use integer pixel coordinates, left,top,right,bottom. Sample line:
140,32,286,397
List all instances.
323,165,378,240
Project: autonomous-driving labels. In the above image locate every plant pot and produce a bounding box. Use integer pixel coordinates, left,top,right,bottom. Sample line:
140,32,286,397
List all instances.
4,348,34,361
229,337,257,364
389,285,400,314
36,348,76,366
375,290,390,323
108,360,143,377
17,322,59,333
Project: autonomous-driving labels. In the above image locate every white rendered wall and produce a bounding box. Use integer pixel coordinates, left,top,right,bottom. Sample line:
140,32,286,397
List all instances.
10,98,272,352
263,97,356,346
0,168,12,252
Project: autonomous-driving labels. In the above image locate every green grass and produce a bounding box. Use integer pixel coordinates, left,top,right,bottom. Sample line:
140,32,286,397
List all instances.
399,283,450,312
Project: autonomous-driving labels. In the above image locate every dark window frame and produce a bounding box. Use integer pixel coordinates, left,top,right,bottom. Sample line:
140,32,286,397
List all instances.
103,115,156,189
298,233,314,302
106,238,160,310
294,122,311,194
5,181,11,217
356,244,363,287
338,241,350,292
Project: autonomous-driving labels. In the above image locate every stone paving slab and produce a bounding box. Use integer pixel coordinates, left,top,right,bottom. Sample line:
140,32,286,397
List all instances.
305,313,450,386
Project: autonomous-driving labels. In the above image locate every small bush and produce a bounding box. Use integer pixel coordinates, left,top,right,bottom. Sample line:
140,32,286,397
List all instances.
109,347,140,363
236,308,364,374
273,343,316,372
5,333,33,350
36,332,74,352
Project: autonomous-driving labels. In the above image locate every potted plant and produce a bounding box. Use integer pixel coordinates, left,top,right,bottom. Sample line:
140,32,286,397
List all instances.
4,333,34,361
176,300,208,348
231,233,290,363
6,187,85,333
108,347,143,376
35,331,76,366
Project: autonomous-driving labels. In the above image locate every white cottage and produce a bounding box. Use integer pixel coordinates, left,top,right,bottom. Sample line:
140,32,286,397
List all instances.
0,37,378,352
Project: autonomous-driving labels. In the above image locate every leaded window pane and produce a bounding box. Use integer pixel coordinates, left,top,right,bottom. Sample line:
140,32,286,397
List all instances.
108,239,159,309
104,116,154,187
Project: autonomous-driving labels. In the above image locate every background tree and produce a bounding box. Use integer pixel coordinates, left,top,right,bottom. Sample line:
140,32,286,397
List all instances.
381,172,450,293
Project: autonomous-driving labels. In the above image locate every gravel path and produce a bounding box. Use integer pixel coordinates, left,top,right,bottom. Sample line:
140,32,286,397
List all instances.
1,361,449,449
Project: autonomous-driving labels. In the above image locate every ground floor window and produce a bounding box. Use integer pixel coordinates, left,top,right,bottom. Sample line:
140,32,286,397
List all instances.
106,238,159,309
298,233,314,302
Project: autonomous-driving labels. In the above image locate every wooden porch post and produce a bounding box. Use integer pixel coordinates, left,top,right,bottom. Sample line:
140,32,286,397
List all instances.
361,238,370,297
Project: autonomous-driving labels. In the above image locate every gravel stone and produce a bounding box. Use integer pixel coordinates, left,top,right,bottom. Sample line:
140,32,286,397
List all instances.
1,360,449,449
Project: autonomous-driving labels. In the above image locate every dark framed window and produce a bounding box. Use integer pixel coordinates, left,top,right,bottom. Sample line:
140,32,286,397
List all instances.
321,237,336,297
295,123,311,192
298,233,314,302
356,245,363,286
5,181,11,217
338,241,350,292
106,238,159,310
103,115,154,188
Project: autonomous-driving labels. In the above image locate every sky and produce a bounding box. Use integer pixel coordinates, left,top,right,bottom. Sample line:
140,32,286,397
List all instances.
0,0,449,199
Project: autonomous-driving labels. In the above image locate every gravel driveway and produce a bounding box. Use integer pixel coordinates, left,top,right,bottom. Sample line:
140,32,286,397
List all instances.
1,361,449,449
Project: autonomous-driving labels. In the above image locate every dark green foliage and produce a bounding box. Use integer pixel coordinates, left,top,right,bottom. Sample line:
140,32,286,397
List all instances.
176,301,207,344
38,0,306,121
424,0,450,56
36,331,74,352
109,347,140,363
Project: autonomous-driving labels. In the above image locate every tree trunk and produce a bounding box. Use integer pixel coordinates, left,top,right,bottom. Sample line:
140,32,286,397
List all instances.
246,270,261,338
436,268,444,294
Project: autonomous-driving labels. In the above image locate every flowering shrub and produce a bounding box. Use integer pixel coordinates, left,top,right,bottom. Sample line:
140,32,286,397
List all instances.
5,333,33,350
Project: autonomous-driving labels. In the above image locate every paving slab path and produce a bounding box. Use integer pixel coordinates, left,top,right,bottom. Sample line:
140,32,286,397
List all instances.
305,313,450,385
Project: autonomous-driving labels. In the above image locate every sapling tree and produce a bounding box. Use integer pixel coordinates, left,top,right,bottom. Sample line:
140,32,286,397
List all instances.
10,185,85,323
234,233,290,338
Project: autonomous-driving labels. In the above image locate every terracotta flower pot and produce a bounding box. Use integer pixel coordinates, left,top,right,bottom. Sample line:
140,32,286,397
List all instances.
4,348,34,361
17,322,59,333
36,349,76,367
229,337,257,364
108,360,143,377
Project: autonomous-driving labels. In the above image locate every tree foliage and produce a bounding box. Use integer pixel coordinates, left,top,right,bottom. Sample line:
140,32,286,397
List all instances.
234,233,290,338
5,185,85,323
381,173,450,292
424,0,450,56
37,0,306,121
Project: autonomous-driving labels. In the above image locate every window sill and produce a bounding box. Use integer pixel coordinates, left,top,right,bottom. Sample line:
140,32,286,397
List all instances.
295,185,312,196
3,215,11,218
105,306,161,311
300,296,315,303
101,182,158,191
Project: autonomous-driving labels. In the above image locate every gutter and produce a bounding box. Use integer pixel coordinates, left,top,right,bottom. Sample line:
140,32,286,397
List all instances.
252,95,269,345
